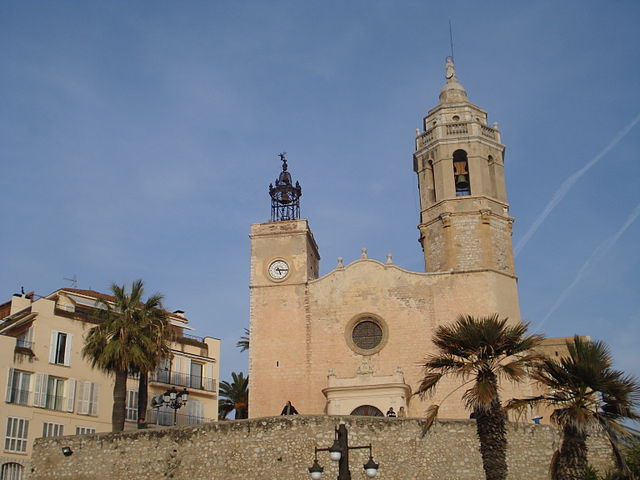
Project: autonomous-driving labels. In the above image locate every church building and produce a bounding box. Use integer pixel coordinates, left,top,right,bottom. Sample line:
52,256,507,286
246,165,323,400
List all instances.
248,59,551,419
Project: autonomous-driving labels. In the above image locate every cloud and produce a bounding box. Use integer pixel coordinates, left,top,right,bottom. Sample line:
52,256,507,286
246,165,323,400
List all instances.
515,112,640,257
534,201,640,332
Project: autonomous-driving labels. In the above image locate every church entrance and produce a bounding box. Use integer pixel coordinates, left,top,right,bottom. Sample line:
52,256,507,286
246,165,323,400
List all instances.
350,405,383,417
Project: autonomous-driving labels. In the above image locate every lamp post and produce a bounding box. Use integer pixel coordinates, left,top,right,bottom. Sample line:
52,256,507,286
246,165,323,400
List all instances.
309,423,379,479
161,386,189,426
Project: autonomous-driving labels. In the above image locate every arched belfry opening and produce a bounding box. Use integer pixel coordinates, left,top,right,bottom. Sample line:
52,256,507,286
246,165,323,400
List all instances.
269,152,302,222
453,149,471,196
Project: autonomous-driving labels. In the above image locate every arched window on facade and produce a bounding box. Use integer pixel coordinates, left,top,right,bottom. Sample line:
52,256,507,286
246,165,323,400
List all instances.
488,155,497,198
453,149,471,196
1,462,24,480
350,405,384,417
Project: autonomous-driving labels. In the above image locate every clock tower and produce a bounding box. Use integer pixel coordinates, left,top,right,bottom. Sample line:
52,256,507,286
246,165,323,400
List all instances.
248,155,320,417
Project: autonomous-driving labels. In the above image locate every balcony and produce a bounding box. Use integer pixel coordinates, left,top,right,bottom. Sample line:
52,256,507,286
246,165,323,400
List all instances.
15,338,35,356
6,388,31,406
150,370,216,393
146,408,213,427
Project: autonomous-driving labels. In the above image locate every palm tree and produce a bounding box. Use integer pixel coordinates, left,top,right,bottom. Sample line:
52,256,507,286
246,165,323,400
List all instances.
134,298,174,429
506,336,640,480
416,314,544,480
219,371,249,419
82,280,167,432
236,328,249,352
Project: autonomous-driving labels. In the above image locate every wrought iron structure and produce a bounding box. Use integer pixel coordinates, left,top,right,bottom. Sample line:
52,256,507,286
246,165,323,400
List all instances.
269,152,302,222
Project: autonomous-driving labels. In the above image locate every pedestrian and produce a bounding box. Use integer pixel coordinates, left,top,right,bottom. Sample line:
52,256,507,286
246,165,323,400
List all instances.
397,406,406,417
386,407,396,417
281,401,299,415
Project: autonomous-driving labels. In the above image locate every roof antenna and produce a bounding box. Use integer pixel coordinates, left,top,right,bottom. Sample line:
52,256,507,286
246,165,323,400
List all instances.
448,19,455,62
63,274,78,288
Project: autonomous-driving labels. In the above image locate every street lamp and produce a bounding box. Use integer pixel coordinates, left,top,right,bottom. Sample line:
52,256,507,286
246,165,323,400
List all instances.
309,422,379,479
161,386,189,425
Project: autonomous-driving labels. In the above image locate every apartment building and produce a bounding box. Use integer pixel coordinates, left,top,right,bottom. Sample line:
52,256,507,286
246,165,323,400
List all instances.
0,288,220,479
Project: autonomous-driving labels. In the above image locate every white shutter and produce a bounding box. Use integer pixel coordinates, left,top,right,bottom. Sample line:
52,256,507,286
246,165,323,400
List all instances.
34,373,48,407
64,333,73,366
66,379,76,412
186,358,192,387
49,331,58,363
206,364,213,391
189,399,202,423
173,357,181,384
5,368,15,403
90,383,99,415
26,326,34,342
76,381,87,414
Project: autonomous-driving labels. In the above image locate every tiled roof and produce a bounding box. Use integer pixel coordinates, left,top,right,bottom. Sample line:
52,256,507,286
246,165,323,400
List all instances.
58,288,186,321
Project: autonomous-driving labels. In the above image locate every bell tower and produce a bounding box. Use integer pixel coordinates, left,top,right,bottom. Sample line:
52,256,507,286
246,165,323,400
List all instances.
414,58,515,274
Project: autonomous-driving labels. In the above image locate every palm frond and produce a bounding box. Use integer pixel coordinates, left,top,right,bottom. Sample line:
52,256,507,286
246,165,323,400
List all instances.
421,404,440,437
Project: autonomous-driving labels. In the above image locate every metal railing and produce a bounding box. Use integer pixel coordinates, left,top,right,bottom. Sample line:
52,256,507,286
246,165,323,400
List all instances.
146,408,213,427
6,388,31,405
15,338,34,349
150,370,216,392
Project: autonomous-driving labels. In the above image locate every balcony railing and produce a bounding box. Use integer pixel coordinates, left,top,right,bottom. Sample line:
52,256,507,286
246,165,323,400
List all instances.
146,408,213,427
16,338,34,349
150,370,216,392
6,388,31,406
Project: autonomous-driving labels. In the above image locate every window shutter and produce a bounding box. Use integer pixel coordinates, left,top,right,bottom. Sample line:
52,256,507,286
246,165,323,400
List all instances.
90,383,99,415
189,399,202,423
76,381,87,414
49,331,58,363
26,326,34,342
5,368,15,403
172,357,181,384
64,333,73,366
66,379,76,412
34,373,48,407
206,364,213,391
187,358,192,387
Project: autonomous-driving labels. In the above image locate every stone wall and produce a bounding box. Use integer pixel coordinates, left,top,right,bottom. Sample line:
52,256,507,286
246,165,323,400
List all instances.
31,416,614,480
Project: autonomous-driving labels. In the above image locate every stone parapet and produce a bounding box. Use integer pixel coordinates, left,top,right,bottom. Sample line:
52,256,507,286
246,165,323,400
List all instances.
31,415,614,480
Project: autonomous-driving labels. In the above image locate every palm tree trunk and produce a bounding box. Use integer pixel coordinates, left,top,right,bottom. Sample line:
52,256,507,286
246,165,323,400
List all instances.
474,398,508,480
112,369,127,432
137,371,148,429
553,425,588,480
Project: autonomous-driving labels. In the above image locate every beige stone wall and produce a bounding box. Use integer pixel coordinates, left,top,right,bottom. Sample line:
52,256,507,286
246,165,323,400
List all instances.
250,253,524,419
31,416,614,480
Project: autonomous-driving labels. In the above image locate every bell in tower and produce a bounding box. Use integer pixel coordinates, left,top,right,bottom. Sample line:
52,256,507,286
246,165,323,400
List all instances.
269,152,302,222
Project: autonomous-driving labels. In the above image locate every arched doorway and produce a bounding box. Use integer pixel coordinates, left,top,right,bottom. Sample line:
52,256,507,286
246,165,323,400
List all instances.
350,405,383,417
1,462,24,480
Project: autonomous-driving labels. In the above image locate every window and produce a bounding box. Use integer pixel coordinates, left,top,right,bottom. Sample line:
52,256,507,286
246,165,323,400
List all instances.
49,331,73,366
352,321,383,350
16,326,33,350
5,369,31,405
4,417,29,453
45,376,65,411
76,381,99,416
453,149,471,196
190,362,203,389
126,390,138,422
0,462,24,480
346,314,389,356
42,422,64,438
75,427,95,435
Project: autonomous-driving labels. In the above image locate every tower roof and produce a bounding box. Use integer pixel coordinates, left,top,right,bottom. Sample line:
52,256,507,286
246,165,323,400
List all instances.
439,57,468,104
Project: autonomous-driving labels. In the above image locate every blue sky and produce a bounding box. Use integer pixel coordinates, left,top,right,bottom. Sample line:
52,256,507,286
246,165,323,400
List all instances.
1,1,639,394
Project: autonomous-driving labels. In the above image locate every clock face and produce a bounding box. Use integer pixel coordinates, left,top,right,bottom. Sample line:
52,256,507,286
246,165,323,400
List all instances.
268,260,289,280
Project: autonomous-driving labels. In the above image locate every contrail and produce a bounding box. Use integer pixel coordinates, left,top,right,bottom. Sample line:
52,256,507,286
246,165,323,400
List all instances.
515,112,640,257
534,202,640,332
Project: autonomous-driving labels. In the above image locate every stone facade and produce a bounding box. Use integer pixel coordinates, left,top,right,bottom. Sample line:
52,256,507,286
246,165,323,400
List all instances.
31,415,615,480
248,59,546,420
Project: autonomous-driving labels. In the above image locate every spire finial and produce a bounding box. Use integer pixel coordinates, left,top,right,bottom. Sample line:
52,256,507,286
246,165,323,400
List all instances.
445,56,457,83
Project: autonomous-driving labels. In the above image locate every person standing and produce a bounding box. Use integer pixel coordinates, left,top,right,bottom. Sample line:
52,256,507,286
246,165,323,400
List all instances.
397,406,406,417
386,407,396,417
281,401,299,415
